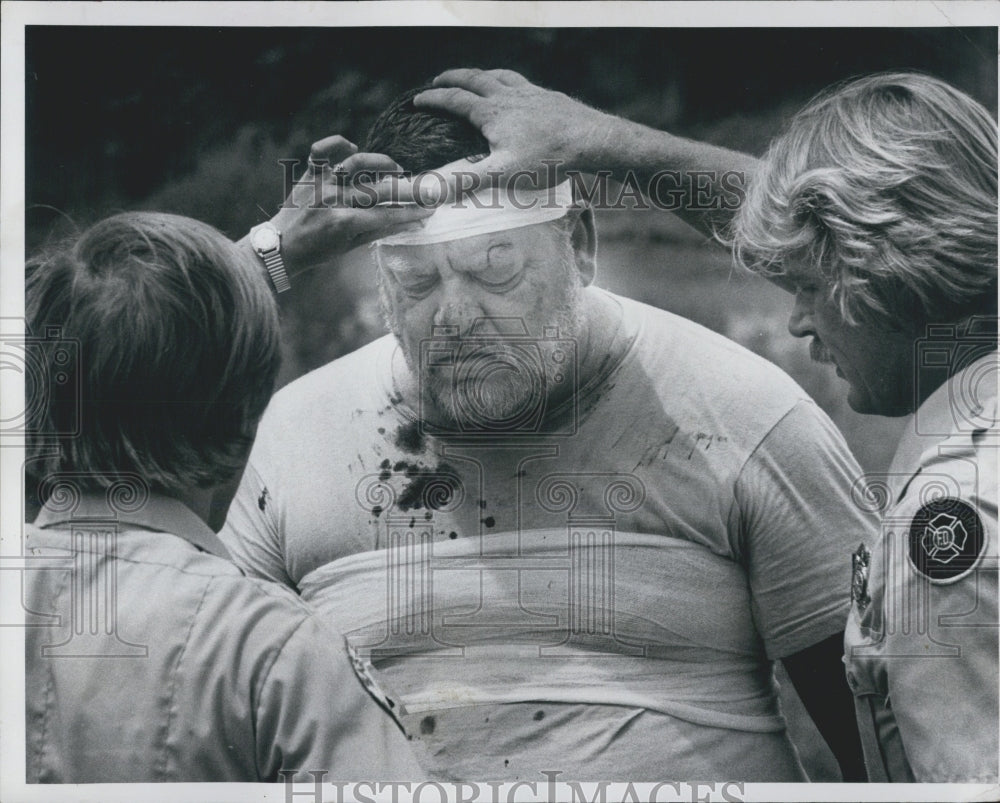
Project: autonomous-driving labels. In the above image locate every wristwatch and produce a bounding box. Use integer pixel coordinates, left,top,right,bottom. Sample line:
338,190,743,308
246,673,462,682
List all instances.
249,221,291,293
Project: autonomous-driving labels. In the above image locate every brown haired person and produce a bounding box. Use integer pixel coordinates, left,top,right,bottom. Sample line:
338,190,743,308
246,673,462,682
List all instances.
416,68,998,783
23,141,431,782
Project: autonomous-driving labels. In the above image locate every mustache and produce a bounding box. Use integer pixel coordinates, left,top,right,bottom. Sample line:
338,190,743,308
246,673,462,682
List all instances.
810,340,836,364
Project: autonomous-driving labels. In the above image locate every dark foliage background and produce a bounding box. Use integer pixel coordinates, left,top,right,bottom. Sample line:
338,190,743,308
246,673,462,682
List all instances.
27,26,997,475
24,26,998,780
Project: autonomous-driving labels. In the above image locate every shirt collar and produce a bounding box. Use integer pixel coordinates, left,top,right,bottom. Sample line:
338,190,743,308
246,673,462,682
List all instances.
33,491,233,561
888,350,998,501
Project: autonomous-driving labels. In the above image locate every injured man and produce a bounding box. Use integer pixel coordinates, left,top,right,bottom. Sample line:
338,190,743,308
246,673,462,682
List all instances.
221,86,878,781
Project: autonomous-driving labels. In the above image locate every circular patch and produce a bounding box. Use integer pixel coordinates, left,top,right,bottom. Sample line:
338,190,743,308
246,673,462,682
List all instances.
908,498,985,582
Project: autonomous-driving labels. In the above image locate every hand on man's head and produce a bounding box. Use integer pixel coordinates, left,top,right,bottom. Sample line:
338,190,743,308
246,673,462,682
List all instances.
413,68,616,198
270,135,435,276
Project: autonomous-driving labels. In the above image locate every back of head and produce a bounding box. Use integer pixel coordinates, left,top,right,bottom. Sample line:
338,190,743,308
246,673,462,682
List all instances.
26,211,281,495
732,72,998,333
365,85,490,173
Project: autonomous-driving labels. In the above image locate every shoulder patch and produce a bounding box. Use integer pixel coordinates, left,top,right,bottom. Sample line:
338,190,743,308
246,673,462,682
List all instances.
907,498,986,582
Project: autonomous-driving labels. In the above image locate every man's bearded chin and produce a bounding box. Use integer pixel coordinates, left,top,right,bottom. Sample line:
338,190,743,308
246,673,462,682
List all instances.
377,263,584,430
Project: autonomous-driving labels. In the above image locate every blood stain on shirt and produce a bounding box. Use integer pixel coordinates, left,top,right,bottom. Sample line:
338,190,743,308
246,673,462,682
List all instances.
257,488,269,512
420,715,436,735
397,462,459,511
395,421,425,454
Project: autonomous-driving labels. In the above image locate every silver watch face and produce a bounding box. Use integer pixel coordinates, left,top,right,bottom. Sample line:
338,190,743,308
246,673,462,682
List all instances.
251,224,280,253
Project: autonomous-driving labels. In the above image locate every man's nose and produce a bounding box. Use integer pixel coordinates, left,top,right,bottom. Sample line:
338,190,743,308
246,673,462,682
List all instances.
432,279,480,334
787,292,814,339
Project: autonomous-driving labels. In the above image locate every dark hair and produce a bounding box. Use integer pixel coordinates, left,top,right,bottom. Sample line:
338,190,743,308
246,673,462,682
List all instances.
26,211,281,494
365,85,490,173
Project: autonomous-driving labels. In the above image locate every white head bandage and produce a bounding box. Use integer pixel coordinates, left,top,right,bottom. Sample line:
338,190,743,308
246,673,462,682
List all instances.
376,178,574,247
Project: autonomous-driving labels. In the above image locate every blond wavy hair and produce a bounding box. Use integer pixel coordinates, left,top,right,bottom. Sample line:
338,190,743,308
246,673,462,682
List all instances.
730,72,998,331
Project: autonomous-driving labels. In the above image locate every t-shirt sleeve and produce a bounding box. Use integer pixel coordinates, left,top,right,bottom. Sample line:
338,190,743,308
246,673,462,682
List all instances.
219,457,294,588
254,612,425,781
734,399,879,659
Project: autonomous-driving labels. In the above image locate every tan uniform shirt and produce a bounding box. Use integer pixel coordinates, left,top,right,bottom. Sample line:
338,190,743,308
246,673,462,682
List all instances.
844,351,998,782
25,492,422,782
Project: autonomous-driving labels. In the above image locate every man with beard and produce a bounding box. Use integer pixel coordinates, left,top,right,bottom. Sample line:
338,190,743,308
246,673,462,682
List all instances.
414,68,998,783
221,87,877,781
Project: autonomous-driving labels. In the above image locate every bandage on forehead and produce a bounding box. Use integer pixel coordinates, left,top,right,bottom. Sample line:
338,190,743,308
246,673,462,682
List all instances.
376,178,574,246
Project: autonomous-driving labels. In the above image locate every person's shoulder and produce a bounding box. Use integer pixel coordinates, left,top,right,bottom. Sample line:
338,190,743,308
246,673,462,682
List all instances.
617,292,808,400
611,292,813,445
884,451,997,591
273,335,393,406
189,567,315,653
256,334,395,440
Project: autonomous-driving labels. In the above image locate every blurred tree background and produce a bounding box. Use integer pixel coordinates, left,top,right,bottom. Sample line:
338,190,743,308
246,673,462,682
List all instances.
26,26,996,475
24,25,997,781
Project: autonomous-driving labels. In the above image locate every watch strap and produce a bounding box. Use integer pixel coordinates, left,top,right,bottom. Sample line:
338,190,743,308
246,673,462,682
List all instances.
261,248,291,293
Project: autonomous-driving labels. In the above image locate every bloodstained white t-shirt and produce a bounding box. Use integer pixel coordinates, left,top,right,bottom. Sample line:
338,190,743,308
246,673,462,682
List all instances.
222,290,877,780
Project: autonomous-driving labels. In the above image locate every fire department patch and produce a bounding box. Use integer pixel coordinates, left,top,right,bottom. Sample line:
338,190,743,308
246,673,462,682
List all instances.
851,542,872,613
907,498,985,582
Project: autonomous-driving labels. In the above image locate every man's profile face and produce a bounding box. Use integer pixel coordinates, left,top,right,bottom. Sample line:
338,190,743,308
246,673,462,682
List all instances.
776,265,915,416
377,222,585,427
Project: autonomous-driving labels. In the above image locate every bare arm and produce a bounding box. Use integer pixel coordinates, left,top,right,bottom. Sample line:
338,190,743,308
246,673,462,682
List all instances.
782,632,867,781
414,68,760,239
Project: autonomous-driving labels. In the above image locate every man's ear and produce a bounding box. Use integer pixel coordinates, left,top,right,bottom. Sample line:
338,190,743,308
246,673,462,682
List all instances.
569,205,597,286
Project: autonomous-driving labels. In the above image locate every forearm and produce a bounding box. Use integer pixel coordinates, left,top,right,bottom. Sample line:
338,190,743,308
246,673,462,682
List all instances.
783,632,867,781
583,115,761,238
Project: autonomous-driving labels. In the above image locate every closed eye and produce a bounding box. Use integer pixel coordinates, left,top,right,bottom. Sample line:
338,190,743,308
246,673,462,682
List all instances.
474,270,524,292
388,268,439,298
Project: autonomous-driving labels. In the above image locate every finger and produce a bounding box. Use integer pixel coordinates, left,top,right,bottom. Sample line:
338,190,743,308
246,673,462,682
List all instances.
356,204,435,227
310,135,358,162
308,136,358,173
412,87,487,127
346,210,436,248
428,155,505,204
429,68,504,96
365,175,436,205
486,69,530,87
433,155,561,205
337,152,404,178
324,154,412,205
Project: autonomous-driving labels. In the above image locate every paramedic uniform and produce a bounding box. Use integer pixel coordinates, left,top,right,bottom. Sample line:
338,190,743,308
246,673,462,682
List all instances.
844,351,998,782
25,492,421,782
